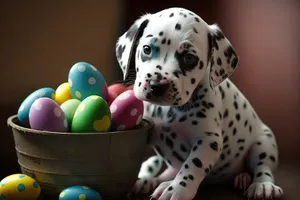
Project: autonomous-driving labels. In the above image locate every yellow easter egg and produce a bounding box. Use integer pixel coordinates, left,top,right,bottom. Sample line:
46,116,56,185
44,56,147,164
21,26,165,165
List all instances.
54,82,72,105
0,174,41,200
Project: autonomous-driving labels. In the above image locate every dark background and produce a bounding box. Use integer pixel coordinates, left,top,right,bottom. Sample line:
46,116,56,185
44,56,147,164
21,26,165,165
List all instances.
1,0,300,199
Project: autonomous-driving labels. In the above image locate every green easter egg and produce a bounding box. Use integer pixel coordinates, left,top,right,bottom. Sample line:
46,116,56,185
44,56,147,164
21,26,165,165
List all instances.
60,99,81,129
71,95,111,133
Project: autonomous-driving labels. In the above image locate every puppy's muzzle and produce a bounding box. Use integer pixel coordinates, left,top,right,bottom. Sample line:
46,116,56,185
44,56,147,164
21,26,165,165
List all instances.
149,80,170,97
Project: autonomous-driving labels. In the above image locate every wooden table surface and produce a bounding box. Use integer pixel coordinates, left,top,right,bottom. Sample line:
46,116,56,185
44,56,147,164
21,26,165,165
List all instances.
38,163,298,200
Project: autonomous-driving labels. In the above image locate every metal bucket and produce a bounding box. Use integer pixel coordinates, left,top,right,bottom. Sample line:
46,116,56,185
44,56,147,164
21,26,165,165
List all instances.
7,115,153,200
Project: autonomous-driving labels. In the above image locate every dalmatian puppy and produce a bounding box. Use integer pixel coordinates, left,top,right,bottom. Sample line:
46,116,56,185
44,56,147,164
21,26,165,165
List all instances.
115,7,283,200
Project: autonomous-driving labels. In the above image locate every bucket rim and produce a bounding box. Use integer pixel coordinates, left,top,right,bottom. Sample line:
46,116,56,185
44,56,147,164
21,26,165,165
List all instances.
7,114,154,136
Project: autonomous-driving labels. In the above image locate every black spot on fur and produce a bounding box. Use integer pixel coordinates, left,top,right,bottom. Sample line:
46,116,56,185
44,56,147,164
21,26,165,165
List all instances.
217,57,222,65
167,39,171,45
256,172,262,178
117,45,126,60
166,136,174,149
170,132,177,139
235,153,240,157
220,153,225,160
234,101,238,110
195,17,200,22
223,109,229,118
156,65,162,70
168,186,173,191
161,38,166,44
175,23,181,30
239,146,244,151
192,120,198,125
228,120,234,128
148,166,153,173
196,111,206,118
232,127,237,135
191,78,196,84
192,158,203,168
146,34,153,38
259,152,267,160
179,181,186,187
184,164,189,169
169,13,174,17
159,31,164,36
125,24,138,41
188,174,194,180
180,144,188,152
265,172,272,177
179,115,187,122
257,162,263,166
223,136,229,143
237,139,245,143
236,113,241,121
244,120,248,127
172,151,185,162
193,27,198,34
269,156,276,162
183,176,188,180
210,142,219,151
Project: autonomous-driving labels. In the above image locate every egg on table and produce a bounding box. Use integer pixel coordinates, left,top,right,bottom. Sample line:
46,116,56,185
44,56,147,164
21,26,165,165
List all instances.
54,82,72,105
106,83,127,105
0,174,41,200
59,185,102,200
60,99,81,129
68,62,109,102
29,97,68,132
71,95,111,133
110,89,144,131
17,87,55,127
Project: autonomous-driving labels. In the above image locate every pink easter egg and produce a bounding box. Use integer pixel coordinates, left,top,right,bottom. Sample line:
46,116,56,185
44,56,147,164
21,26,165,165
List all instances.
109,89,144,131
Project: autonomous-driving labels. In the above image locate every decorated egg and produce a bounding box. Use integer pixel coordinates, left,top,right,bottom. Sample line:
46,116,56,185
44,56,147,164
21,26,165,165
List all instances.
17,87,55,127
110,89,144,131
68,62,108,102
59,185,102,200
54,82,72,105
29,97,68,132
0,174,41,200
71,95,111,133
60,99,81,129
107,83,127,105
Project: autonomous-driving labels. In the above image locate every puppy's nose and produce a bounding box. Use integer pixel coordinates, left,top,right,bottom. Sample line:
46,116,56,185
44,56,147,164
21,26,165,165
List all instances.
149,81,170,96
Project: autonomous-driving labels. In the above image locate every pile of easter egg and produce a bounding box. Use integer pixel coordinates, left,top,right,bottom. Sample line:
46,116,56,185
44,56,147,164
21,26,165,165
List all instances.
17,61,144,133
0,173,102,200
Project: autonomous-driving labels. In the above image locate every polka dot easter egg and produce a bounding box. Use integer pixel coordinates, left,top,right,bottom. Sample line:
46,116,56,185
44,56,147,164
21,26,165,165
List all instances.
59,185,102,200
17,87,55,127
0,174,41,200
54,82,72,105
107,83,127,105
68,62,109,102
71,95,111,133
110,89,144,131
29,97,68,132
60,99,81,130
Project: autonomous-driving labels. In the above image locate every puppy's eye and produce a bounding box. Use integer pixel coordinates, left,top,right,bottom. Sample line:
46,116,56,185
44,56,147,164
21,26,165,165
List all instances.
184,54,198,65
143,45,151,55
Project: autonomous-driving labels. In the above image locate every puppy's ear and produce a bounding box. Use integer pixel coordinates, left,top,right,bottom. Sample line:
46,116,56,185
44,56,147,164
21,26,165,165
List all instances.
207,24,239,88
115,16,150,81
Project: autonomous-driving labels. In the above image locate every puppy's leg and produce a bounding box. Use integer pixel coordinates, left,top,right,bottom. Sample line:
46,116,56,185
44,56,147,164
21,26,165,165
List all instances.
151,132,222,200
245,128,284,199
132,155,164,194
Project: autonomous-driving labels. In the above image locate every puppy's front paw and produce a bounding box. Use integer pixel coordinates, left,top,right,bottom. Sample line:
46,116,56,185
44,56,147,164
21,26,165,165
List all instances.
245,182,284,199
132,177,160,195
150,180,196,200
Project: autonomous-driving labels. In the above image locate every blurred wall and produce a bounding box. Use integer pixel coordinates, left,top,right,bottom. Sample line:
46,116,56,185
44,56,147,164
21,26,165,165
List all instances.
0,0,123,178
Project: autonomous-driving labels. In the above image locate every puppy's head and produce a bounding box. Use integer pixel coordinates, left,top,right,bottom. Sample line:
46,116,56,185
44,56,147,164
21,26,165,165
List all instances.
116,7,238,106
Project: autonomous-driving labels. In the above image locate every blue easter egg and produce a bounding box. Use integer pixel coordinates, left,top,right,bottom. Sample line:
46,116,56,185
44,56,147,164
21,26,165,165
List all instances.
17,87,55,127
68,62,108,102
59,185,102,200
